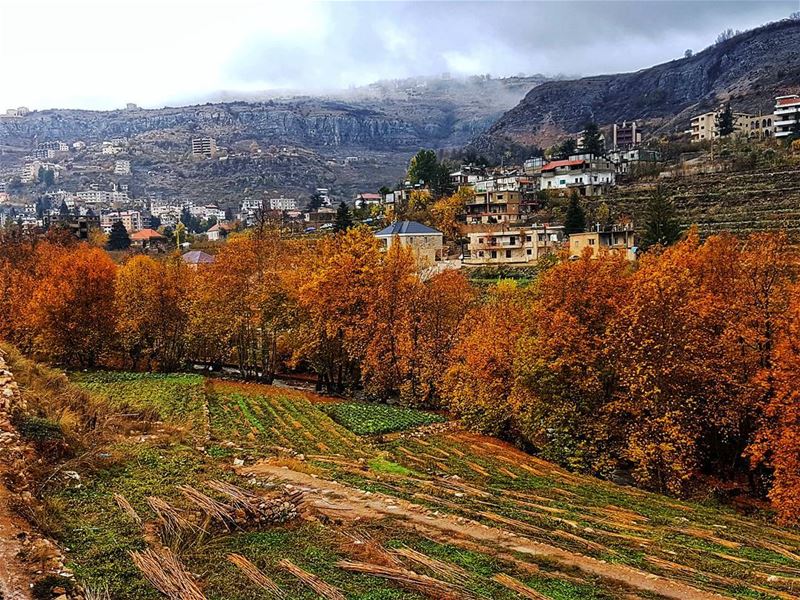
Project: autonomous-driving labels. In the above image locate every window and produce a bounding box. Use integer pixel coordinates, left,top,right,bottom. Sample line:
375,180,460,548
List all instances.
526,235,532,242
526,249,532,255
497,194,504,200
589,239,595,246
478,238,484,244
505,250,511,258
509,236,516,245
491,250,497,259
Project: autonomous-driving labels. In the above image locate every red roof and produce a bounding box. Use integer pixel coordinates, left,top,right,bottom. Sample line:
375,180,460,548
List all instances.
777,96,800,106
357,193,382,199
541,159,585,172
130,228,166,241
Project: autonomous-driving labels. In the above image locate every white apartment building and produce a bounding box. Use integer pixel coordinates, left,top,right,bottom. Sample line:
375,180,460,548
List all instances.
38,141,69,152
114,160,131,175
539,158,616,195
774,95,800,138
100,210,143,234
268,197,297,211
76,190,130,204
101,143,123,155
31,148,56,159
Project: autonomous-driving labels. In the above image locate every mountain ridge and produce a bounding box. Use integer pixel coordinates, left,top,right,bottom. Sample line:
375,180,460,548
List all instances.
469,19,800,154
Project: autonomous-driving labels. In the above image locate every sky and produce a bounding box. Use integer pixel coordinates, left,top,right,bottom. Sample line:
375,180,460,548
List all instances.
0,0,797,110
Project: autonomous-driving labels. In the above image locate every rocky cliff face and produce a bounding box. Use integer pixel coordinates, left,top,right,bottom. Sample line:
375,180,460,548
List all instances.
471,19,800,153
0,76,549,152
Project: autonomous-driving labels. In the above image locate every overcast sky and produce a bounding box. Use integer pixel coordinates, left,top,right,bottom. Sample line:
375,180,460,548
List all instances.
0,0,796,110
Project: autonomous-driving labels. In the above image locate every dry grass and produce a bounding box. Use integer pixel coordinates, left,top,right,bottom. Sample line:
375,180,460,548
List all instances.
177,485,235,529
491,573,549,600
113,492,142,526
130,547,206,600
278,558,346,600
227,553,285,599
392,546,472,583
335,560,480,600
147,496,199,546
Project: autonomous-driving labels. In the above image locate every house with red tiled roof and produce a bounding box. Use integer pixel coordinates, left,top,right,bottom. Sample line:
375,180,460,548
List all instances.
775,95,800,139
539,156,616,196
130,228,167,249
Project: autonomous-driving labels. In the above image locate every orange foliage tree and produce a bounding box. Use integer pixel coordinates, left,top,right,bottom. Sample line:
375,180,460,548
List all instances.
29,244,117,368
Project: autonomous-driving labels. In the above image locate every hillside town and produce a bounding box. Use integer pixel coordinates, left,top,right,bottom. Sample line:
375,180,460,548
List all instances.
4,8,800,600
2,93,798,271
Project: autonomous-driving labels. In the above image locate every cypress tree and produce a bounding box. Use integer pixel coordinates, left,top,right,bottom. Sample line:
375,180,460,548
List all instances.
333,201,353,233
107,220,131,250
641,186,681,250
564,191,586,234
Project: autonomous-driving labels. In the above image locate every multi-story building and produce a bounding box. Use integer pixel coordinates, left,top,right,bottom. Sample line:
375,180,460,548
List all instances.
747,115,775,139
539,157,616,195
191,137,217,158
114,160,131,175
100,210,143,234
690,108,755,142
568,224,636,260
21,161,60,183
31,148,55,159
774,95,800,139
38,141,69,152
611,121,641,150
269,197,298,211
465,175,538,224
465,225,565,265
76,190,130,204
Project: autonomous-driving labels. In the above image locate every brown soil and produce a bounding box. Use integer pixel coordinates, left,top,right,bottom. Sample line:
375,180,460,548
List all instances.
0,482,33,599
242,462,731,600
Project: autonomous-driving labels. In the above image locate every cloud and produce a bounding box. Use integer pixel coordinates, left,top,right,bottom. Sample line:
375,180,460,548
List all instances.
0,0,795,109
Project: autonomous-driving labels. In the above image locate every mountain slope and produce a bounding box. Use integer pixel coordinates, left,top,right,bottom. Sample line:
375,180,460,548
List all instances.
471,19,800,152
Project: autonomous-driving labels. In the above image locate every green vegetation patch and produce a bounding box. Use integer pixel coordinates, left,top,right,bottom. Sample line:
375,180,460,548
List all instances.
71,371,206,426
323,402,444,435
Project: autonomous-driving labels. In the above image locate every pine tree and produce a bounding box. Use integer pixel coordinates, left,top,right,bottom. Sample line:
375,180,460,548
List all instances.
333,201,353,233
717,104,735,137
564,191,586,234
107,220,131,250
581,122,604,156
641,186,681,250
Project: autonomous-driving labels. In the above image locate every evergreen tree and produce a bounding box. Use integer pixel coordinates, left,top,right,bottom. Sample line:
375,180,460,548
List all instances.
556,138,578,159
563,191,586,235
641,186,681,250
582,122,604,156
717,104,735,137
333,201,353,233
106,220,131,250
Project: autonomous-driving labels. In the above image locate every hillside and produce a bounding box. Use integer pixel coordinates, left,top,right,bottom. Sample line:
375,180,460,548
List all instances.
0,75,550,203
589,166,800,237
470,19,800,153
3,351,800,599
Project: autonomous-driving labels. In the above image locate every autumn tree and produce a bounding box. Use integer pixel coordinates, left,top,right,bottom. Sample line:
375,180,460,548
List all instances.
430,187,470,242
404,269,474,406
443,281,529,436
511,250,631,472
116,255,189,371
29,244,117,367
360,241,422,398
295,226,381,392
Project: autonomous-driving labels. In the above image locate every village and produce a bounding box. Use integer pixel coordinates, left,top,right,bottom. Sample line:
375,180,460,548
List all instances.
1,93,798,271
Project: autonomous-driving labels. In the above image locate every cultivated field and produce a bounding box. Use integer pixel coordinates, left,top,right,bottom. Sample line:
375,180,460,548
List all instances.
10,368,800,599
